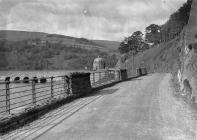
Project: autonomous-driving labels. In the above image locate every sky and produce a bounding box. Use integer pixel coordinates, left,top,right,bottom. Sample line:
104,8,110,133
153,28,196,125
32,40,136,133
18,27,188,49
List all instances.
0,0,187,41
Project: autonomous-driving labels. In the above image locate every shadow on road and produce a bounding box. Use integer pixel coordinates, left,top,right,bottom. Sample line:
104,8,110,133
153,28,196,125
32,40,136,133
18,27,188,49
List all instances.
0,75,145,139
88,89,119,97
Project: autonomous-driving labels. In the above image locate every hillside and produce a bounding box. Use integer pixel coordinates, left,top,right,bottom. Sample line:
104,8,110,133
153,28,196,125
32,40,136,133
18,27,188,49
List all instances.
122,37,181,76
120,0,192,77
0,30,119,70
92,40,120,51
0,30,46,41
185,0,197,45
0,30,119,52
0,40,118,70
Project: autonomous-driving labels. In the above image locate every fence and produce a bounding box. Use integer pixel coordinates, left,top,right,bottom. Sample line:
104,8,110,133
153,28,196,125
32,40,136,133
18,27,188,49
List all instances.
90,69,120,87
0,69,121,117
0,76,69,116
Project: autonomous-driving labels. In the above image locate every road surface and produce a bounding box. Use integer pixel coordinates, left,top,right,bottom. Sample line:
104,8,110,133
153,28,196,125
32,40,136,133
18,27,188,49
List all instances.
1,73,197,140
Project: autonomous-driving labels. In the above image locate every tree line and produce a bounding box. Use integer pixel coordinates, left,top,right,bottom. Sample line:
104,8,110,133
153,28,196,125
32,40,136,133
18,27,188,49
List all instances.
118,0,192,55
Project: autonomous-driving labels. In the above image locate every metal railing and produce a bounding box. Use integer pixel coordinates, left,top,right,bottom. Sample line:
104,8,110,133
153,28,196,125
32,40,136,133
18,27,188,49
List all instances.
0,76,69,116
0,69,120,117
90,69,120,86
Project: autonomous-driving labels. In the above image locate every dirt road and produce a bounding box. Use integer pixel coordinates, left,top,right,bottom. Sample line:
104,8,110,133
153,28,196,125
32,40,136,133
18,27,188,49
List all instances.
1,73,197,140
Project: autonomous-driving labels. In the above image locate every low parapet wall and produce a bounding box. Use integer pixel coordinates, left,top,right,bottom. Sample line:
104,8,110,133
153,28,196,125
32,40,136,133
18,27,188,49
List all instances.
0,69,125,134
68,72,92,96
119,69,128,80
136,68,148,76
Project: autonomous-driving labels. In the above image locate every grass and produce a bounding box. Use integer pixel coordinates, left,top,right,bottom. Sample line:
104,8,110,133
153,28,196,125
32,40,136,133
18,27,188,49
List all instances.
124,37,181,76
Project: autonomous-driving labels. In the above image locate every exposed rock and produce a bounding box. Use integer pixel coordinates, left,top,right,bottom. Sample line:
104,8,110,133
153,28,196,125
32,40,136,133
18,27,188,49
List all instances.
180,0,197,103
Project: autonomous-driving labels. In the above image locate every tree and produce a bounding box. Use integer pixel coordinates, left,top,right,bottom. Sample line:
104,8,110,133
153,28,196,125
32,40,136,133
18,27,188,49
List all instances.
118,40,129,54
128,31,144,54
145,24,161,45
118,31,144,54
146,24,160,33
160,0,192,42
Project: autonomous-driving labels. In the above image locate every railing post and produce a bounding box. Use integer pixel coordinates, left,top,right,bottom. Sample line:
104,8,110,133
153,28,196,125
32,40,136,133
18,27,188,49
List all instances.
32,80,36,105
119,70,121,81
99,72,101,82
113,70,115,81
106,70,108,82
63,76,67,96
93,73,95,85
108,70,112,81
109,71,111,81
105,71,107,82
51,77,54,99
5,81,10,114
65,76,71,95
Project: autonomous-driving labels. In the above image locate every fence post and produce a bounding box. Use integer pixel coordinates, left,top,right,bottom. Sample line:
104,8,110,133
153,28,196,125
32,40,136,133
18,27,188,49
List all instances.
67,76,72,95
5,81,10,114
115,70,121,81
63,76,67,96
113,70,115,81
99,72,101,82
105,71,107,82
119,70,121,81
109,70,112,80
106,70,108,81
32,80,36,105
108,70,111,81
51,77,54,99
93,73,95,85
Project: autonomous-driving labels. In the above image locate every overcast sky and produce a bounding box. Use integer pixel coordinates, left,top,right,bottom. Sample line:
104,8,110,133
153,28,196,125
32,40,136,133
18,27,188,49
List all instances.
0,0,187,41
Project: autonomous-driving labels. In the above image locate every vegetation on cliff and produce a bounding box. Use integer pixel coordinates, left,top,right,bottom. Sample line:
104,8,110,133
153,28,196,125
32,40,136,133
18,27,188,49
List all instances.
118,0,192,75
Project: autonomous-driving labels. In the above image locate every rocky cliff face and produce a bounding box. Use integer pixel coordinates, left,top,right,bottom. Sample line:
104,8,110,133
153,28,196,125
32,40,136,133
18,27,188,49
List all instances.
185,0,197,44
179,0,197,103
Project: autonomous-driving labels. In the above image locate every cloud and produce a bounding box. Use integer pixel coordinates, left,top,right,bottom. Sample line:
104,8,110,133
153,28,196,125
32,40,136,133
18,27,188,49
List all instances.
0,0,187,41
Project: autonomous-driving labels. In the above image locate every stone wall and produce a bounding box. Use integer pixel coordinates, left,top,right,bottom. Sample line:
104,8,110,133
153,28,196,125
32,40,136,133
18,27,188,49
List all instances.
136,68,147,76
68,72,92,96
119,69,128,80
0,91,6,115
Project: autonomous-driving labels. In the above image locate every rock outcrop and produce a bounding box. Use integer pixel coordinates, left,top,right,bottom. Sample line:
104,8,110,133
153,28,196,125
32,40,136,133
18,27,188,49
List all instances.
179,0,197,103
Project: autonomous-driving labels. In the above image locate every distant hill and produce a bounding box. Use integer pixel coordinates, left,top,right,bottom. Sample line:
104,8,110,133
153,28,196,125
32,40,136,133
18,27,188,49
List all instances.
0,30,119,70
92,40,120,51
0,30,119,52
0,30,46,41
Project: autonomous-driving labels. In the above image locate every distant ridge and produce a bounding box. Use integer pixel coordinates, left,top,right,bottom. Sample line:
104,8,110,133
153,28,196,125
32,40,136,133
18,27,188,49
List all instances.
0,30,46,41
0,30,119,51
92,40,120,51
